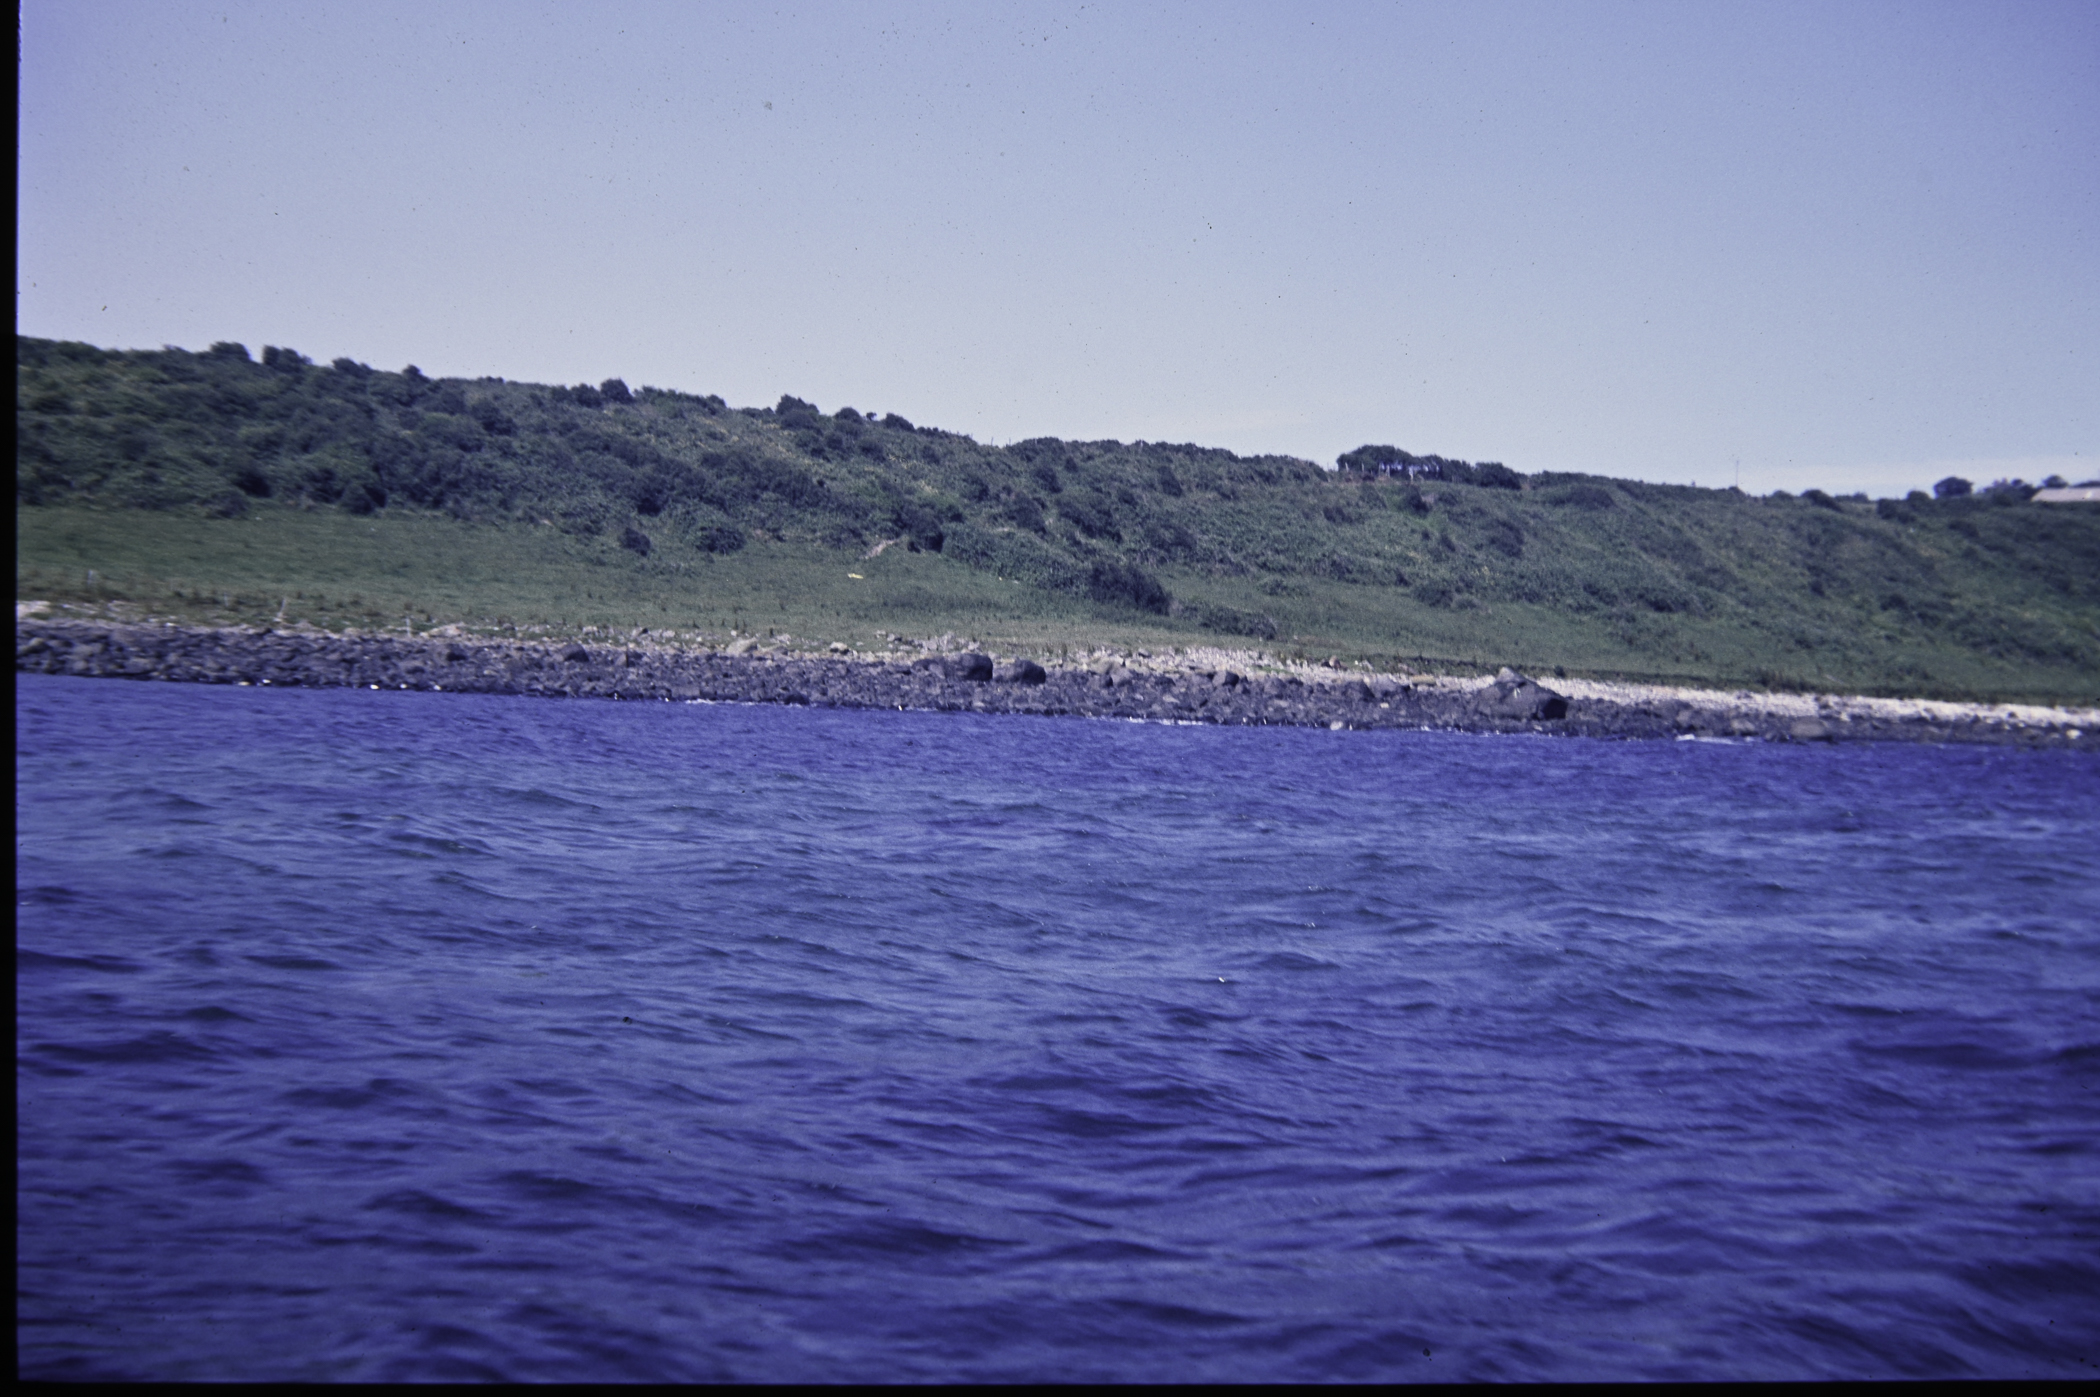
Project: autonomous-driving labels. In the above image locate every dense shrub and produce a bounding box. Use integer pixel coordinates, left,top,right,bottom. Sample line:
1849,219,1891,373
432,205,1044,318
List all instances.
630,470,672,516
776,395,822,431
1321,552,1375,582
1414,578,1462,607
941,520,1081,593
417,413,487,454
888,497,949,552
1060,489,1119,540
696,522,746,553
1087,558,1170,613
1002,493,1046,533
732,454,828,509
1545,483,1614,509
1138,512,1197,559
1335,444,1410,474
1483,517,1525,557
1935,476,1973,499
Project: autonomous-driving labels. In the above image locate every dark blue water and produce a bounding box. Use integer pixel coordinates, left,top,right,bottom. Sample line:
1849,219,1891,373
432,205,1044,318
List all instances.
16,672,2100,1381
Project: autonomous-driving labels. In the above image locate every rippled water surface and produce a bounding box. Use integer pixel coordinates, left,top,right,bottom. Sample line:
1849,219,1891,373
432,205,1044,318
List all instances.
16,673,2100,1381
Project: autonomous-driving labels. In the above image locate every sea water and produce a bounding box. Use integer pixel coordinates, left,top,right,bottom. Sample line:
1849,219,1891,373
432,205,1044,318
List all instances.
16,672,2099,1381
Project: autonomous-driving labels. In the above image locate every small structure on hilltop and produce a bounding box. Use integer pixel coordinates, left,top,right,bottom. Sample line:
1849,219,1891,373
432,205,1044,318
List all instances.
1334,445,1525,489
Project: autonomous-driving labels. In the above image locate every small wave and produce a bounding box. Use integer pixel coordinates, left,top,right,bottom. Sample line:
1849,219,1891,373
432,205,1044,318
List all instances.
281,1083,390,1109
168,1157,270,1187
1250,950,1342,972
17,946,142,974
362,1189,497,1222
244,953,344,971
768,1218,1021,1261
33,1031,218,1065
1096,1297,1249,1330
1035,1238,1189,1263
1956,1256,2100,1305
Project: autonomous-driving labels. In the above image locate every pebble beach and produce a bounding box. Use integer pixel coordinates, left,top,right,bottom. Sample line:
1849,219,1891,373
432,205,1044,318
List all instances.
17,608,2097,750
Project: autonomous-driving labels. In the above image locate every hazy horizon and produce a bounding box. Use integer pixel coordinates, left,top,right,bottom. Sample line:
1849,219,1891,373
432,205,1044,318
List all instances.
17,1,2097,497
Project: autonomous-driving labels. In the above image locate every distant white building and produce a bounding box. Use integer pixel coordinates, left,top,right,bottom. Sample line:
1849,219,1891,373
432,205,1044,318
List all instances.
2034,487,2100,503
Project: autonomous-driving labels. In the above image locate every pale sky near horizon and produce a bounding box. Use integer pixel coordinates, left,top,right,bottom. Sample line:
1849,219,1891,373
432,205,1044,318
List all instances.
17,0,2098,496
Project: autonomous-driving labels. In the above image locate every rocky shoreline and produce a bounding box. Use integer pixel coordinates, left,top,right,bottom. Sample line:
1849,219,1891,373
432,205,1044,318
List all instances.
15,617,2098,749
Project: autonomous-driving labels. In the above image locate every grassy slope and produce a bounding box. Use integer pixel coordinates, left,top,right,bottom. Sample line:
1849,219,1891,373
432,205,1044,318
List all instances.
17,336,2100,701
16,507,1197,657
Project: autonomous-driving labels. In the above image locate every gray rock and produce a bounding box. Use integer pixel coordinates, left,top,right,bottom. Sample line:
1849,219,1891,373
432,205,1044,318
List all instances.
995,658,1048,684
22,618,2068,749
1476,670,1570,720
949,652,994,682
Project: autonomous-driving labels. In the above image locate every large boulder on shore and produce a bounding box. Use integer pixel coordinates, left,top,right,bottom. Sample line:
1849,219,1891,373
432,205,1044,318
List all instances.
995,658,1047,684
948,652,994,682
1476,667,1570,720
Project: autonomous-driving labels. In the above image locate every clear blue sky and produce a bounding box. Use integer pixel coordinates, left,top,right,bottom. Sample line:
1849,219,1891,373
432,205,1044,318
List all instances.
18,0,2098,495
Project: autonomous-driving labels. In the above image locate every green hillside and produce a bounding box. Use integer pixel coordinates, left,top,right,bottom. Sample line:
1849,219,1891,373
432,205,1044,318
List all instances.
16,335,2100,702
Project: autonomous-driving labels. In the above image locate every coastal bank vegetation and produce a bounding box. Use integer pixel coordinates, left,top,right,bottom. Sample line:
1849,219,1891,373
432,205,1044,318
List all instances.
16,335,2100,703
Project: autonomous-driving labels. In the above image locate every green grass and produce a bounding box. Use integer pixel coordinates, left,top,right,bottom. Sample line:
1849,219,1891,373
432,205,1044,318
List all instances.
19,502,2100,703
14,505,1203,657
